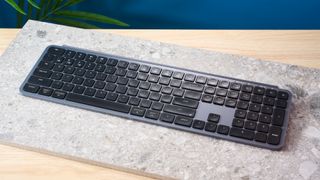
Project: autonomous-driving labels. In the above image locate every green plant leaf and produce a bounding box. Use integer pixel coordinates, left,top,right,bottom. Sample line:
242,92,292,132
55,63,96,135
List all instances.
54,10,129,27
47,17,100,29
4,0,26,15
27,0,40,9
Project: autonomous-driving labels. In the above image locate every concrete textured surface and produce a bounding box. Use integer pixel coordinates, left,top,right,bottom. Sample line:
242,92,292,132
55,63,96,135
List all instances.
0,21,320,180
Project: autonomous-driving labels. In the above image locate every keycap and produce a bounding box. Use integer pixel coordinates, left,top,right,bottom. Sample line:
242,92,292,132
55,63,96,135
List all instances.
202,94,213,103
160,113,175,123
218,81,229,89
33,68,52,78
278,91,289,100
23,83,40,93
130,107,146,116
193,120,205,130
174,116,193,127
38,87,53,96
145,110,160,120
217,125,229,135
253,86,265,95
213,96,225,105
272,108,285,126
232,118,244,128
242,85,253,93
255,132,267,143
184,90,202,100
225,98,237,108
244,121,257,130
182,82,204,92
163,104,196,117
66,93,130,113
207,113,220,123
172,97,199,109
48,47,65,56
204,122,217,132
28,76,52,87
150,67,161,75
52,90,67,99
235,110,246,119
267,126,282,145
257,123,269,133
230,127,254,140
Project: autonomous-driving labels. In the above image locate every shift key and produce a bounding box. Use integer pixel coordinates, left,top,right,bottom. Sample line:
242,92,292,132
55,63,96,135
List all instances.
163,104,196,118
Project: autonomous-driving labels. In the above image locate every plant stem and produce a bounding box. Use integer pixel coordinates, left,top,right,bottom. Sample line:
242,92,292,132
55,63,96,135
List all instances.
27,1,33,20
17,0,25,27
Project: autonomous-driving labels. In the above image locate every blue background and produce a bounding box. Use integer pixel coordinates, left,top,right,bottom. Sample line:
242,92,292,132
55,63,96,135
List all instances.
0,0,319,29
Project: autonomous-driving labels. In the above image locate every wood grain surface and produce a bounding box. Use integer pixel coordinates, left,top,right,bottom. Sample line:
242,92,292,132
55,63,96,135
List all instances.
0,29,319,180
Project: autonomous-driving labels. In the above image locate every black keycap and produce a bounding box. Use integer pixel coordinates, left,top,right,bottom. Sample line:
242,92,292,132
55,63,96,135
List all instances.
172,72,184,80
74,68,86,76
130,107,146,116
105,66,116,74
174,116,193,127
251,95,263,104
213,96,225,105
172,89,184,97
161,95,172,103
225,98,237,108
235,109,246,119
84,88,96,96
261,105,273,115
106,92,118,101
52,90,67,99
84,62,96,70
38,87,53,96
96,57,107,64
62,74,74,82
201,94,213,103
196,76,207,84
83,79,95,87
94,81,106,89
115,69,127,76
126,71,138,79
247,112,259,121
230,127,254,140
255,132,267,143
151,102,164,111
207,114,219,124
278,91,289,100
95,64,106,72
48,47,65,56
129,97,141,106
244,121,257,130
117,60,129,68
23,83,39,93
257,123,269,133
170,79,182,88
204,87,215,94
232,118,244,128
242,85,253,93
184,74,195,82
227,91,239,99
159,77,170,85
75,52,86,60
128,79,139,88
150,84,161,92
217,125,229,135
33,68,52,78
95,90,107,99
216,88,227,97
263,97,275,106
73,85,85,94
237,101,249,110
62,83,74,92
86,54,97,62
138,90,150,99
74,60,85,68
218,81,229,89
127,88,139,96
66,93,130,113
160,113,175,123
204,122,217,132
259,114,272,124
150,67,162,75
182,82,204,92
139,65,150,73
148,75,159,83
253,86,265,95
173,97,199,109
230,82,241,91
276,100,287,108
207,78,218,86
85,71,97,79
140,99,152,108
105,83,117,92
106,75,117,83
239,93,251,101
117,77,129,85
145,110,160,120
163,104,196,117
53,64,65,72
161,69,173,77
118,94,129,103
128,63,140,71
266,89,277,98
73,76,84,85
64,58,74,66
193,120,205,130
107,58,118,66
140,81,151,90
116,85,127,94
267,126,282,145
149,92,161,101
272,108,285,126
184,90,202,100
64,50,76,58
28,76,52,87
249,103,261,112
38,61,54,70
137,73,148,81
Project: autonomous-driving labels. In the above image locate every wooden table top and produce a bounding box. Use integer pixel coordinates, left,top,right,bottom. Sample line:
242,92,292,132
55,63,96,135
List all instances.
0,29,319,179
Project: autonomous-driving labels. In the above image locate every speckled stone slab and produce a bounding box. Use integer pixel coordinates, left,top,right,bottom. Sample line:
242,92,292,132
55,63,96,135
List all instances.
0,20,320,180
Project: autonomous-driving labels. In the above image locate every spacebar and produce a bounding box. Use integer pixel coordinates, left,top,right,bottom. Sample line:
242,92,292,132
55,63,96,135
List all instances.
66,93,131,113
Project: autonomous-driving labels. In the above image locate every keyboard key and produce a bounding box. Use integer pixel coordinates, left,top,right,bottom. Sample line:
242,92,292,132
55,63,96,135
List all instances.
73,85,85,94
251,95,263,104
253,86,265,95
150,67,161,75
192,120,205,130
216,88,227,97
173,97,199,109
230,127,254,140
225,98,237,108
207,113,220,123
204,86,215,94
62,83,74,92
263,97,275,106
151,102,164,111
261,105,273,115
259,114,272,124
159,77,170,85
117,60,129,68
38,87,53,96
149,92,161,101
128,63,140,71
247,112,259,121
235,109,246,119
163,104,196,117
207,78,218,86
184,90,202,100
276,100,287,108
161,95,172,103
84,88,96,96
249,103,261,112
172,72,184,80
174,116,193,127
267,126,282,145
213,96,225,105
239,93,251,101
201,94,213,103
266,89,277,98
272,108,285,126
48,47,65,56
278,91,289,100
107,58,118,66
161,69,173,77
118,95,129,103
33,68,52,78
227,91,239,99
242,85,253,93
184,74,196,82
255,132,267,143
139,65,150,73
160,113,175,123
217,125,229,135
106,92,118,101
66,94,131,113
244,121,257,130
232,118,244,128
23,83,39,93
182,82,204,92
96,57,107,64
237,101,249,110
204,122,217,132
145,110,160,120
218,81,229,89
129,97,141,106
28,76,52,87
140,99,152,108
257,123,269,133
95,90,107,99
172,89,184,97
230,82,241,91
196,76,206,84
52,90,67,99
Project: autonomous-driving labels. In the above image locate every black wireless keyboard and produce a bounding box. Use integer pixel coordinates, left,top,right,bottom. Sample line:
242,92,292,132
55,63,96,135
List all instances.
20,45,292,150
